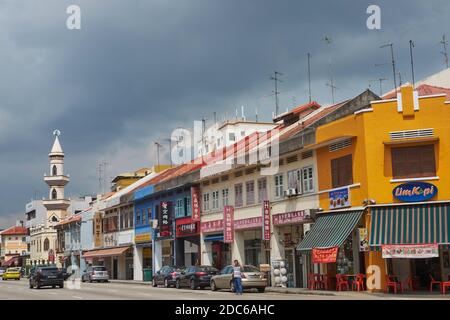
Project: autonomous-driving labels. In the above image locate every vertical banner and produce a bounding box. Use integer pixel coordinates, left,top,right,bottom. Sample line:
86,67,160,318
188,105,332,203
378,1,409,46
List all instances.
358,228,369,252
262,200,271,241
94,211,103,247
223,205,234,243
160,201,172,237
191,186,201,222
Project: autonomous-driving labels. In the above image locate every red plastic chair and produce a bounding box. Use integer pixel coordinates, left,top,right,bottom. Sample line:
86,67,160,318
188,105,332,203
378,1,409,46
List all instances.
307,273,315,290
352,274,365,291
336,274,349,291
385,275,404,294
429,274,442,293
313,274,325,290
442,281,450,294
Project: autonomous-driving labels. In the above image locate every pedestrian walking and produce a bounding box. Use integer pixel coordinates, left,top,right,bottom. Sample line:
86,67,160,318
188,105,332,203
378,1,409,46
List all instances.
232,259,243,295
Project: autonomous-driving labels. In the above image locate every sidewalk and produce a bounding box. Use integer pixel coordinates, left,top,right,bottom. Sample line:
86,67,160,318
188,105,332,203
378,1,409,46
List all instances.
108,280,450,299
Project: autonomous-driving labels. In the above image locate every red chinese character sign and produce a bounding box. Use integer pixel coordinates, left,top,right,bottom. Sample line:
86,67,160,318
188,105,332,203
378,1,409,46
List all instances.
223,206,234,243
262,201,271,241
159,201,172,237
312,247,339,264
191,186,201,222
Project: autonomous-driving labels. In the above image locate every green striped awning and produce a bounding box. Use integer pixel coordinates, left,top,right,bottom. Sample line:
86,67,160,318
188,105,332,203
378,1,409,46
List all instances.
369,203,450,247
296,210,364,251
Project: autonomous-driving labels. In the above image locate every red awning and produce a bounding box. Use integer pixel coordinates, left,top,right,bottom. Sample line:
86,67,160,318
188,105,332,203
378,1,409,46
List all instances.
2,257,18,267
82,247,130,259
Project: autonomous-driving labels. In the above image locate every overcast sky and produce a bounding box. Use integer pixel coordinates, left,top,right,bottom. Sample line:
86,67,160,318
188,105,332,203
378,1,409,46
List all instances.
0,0,449,224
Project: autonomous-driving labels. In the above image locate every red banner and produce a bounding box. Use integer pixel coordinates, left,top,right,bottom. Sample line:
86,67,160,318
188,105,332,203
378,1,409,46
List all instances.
176,216,199,238
223,206,234,243
312,247,339,264
263,201,271,240
234,217,262,230
191,186,201,222
201,219,223,233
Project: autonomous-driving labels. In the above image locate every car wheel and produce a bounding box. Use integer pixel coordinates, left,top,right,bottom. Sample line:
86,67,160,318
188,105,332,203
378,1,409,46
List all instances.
257,287,265,293
52,285,56,288
230,281,235,293
164,278,169,288
152,278,157,287
211,280,217,291
190,279,197,290
59,283,64,289
176,279,181,289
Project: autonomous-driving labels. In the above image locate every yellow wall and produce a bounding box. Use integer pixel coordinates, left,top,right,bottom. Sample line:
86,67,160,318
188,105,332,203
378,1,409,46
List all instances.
313,85,450,291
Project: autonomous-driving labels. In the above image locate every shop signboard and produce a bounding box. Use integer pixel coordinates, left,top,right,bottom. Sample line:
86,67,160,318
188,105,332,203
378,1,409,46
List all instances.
358,228,369,252
135,225,152,243
94,211,103,248
392,182,438,202
159,201,172,238
272,210,309,226
263,201,271,240
312,247,339,264
176,217,199,237
234,217,262,230
201,219,223,233
329,188,350,209
382,244,439,259
191,186,201,222
223,206,234,243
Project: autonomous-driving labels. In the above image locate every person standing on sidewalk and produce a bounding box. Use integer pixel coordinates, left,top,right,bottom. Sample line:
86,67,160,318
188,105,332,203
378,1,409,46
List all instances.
232,260,243,295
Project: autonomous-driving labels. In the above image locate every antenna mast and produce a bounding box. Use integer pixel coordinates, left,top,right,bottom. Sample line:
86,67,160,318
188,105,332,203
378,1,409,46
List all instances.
270,71,283,116
307,52,312,102
409,40,416,87
323,36,336,103
380,43,397,91
440,34,449,68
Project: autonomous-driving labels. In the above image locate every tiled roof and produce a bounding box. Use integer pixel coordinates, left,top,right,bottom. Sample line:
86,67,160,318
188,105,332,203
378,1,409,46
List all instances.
0,226,27,235
54,214,82,227
383,84,450,100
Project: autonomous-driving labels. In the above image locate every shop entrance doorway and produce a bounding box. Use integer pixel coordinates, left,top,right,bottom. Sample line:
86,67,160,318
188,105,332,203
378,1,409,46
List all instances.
112,257,118,279
245,239,262,267
412,258,441,288
212,242,230,270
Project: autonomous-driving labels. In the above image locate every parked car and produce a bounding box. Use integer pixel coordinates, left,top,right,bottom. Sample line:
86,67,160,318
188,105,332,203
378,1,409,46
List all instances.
0,267,6,277
2,267,21,281
210,265,267,293
152,266,184,288
176,265,219,290
81,266,109,283
29,266,64,289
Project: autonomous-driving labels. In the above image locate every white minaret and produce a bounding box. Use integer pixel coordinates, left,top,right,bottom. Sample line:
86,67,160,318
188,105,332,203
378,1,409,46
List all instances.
43,130,70,224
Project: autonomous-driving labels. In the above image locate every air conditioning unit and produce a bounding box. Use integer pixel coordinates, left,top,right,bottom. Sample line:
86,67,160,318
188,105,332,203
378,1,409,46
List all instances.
284,188,298,197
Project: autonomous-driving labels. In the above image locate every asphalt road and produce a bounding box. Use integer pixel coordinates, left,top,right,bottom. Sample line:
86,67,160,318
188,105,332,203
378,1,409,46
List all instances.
0,278,376,300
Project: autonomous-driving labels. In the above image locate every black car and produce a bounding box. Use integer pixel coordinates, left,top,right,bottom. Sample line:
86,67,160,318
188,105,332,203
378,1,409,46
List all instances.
152,266,184,288
29,266,64,289
176,265,219,290
59,268,72,281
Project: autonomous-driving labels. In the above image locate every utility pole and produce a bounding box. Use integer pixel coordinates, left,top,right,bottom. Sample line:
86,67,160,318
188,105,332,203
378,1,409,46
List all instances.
270,71,283,117
409,40,416,87
380,43,397,91
307,52,312,103
440,34,449,69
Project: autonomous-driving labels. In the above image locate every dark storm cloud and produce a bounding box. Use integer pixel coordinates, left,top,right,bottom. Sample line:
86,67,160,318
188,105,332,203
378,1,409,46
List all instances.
0,0,449,218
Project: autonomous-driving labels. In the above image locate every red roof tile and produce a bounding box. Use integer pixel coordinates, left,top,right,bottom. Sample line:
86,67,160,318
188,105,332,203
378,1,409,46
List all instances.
383,84,450,100
0,226,27,235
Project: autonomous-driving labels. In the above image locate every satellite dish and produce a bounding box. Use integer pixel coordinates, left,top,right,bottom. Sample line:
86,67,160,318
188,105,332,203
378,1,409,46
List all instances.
53,129,61,137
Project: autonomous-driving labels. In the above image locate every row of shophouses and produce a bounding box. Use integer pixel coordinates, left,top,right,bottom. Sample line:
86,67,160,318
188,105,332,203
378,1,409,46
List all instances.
22,68,450,291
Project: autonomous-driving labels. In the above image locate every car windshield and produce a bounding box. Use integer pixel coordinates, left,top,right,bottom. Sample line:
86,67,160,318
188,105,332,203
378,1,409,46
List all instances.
198,266,218,272
93,267,106,271
7,267,20,272
40,268,59,275
243,265,260,272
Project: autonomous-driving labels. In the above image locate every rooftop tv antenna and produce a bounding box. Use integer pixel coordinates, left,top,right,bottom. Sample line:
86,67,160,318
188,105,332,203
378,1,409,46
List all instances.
409,40,416,87
380,42,397,91
323,36,337,103
270,71,283,116
97,160,108,194
370,78,388,96
154,142,162,168
307,52,312,103
440,34,449,69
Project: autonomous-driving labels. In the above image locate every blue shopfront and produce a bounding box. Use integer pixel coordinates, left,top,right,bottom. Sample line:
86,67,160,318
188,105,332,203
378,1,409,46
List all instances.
134,183,197,273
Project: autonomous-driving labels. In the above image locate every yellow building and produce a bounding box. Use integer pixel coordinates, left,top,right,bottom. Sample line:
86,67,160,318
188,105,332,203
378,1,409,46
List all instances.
111,166,172,191
0,225,28,267
298,84,450,292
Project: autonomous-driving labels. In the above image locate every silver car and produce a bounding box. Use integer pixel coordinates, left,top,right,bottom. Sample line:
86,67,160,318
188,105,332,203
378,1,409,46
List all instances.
210,265,268,293
81,266,109,283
